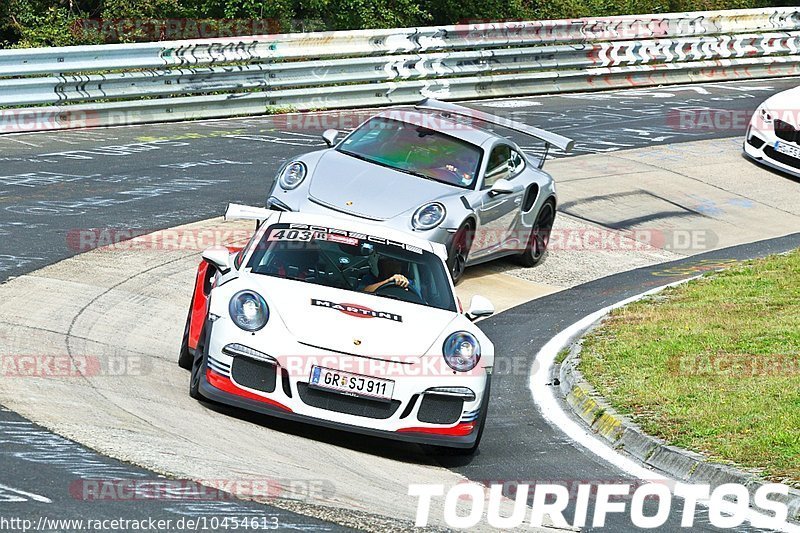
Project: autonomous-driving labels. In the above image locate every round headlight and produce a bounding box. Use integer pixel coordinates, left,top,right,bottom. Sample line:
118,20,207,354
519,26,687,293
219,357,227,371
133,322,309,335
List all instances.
229,290,269,331
443,331,481,372
412,202,446,230
278,161,306,190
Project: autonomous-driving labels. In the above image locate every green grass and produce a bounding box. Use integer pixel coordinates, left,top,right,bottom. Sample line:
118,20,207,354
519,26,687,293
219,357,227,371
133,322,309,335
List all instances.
579,250,800,487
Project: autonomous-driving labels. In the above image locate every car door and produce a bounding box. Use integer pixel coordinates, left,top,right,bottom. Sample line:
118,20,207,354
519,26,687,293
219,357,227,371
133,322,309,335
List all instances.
471,143,528,259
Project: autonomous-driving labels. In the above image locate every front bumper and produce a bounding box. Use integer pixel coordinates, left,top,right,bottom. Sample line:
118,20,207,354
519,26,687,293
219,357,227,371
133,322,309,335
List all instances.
199,321,489,448
743,123,800,178
266,195,458,249
199,370,487,448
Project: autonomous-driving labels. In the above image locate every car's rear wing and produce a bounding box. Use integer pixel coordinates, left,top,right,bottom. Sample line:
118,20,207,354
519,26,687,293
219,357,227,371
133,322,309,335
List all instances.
224,203,279,230
224,203,276,221
415,98,575,162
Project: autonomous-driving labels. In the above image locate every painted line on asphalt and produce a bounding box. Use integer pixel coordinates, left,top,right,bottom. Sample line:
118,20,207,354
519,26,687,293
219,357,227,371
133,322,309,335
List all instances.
0,482,53,503
528,276,800,533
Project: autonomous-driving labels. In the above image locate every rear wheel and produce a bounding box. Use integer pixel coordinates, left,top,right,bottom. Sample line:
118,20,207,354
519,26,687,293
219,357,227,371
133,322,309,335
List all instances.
447,223,474,285
517,200,555,267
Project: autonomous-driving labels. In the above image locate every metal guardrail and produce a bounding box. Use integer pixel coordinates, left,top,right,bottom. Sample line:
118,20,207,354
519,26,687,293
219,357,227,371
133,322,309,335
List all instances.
1,7,799,133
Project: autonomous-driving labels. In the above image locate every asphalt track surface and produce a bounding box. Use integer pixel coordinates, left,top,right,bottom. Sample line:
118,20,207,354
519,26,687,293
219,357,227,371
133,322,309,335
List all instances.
1,76,799,531
0,408,349,532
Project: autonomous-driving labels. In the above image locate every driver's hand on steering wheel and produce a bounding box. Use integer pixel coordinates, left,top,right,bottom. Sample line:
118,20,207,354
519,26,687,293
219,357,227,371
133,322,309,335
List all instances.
387,274,409,288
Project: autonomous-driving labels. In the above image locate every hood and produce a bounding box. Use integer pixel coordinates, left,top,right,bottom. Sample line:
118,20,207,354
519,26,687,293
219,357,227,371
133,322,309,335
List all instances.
763,87,800,128
307,150,455,220
249,275,458,360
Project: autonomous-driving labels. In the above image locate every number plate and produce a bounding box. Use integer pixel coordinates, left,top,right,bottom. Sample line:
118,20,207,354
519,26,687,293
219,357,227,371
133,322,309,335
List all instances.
774,141,800,159
309,366,394,402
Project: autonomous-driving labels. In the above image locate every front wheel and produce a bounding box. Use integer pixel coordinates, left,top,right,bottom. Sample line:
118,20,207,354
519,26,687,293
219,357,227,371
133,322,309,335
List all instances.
517,201,556,267
189,325,207,400
447,223,474,285
177,305,193,370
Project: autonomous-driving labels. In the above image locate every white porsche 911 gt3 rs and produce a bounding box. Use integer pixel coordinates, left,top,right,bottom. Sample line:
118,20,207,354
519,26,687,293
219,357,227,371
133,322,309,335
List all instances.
744,85,800,177
179,204,496,452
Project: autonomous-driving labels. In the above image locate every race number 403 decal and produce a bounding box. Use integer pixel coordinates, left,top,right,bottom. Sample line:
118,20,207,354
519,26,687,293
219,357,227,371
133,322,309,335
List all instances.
286,223,423,254
267,228,320,242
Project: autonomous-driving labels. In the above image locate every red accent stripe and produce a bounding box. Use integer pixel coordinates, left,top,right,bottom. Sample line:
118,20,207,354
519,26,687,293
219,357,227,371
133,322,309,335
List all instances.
206,369,293,412
396,422,475,436
188,261,210,351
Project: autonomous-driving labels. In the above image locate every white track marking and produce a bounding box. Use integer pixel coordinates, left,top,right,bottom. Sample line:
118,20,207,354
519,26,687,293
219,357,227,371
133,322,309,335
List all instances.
2,137,39,147
529,278,800,533
0,482,53,503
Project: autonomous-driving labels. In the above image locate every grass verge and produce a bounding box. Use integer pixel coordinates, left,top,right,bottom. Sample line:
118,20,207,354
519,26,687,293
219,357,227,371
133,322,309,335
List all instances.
579,250,799,487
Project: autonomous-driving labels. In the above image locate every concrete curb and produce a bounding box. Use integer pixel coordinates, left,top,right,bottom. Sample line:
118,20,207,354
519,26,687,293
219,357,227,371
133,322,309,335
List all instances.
557,316,800,524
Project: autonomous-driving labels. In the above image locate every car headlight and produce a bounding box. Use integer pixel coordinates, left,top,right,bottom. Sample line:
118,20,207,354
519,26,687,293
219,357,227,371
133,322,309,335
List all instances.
229,290,269,331
278,161,306,190
443,331,481,372
412,202,446,230
759,107,774,125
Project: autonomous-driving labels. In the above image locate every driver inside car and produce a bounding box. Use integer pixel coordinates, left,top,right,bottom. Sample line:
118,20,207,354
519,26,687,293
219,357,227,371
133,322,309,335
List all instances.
359,256,415,293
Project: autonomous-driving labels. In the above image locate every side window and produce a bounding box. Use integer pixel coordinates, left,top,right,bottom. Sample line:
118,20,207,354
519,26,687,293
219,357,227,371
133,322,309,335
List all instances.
510,149,526,176
483,144,512,189
234,230,260,270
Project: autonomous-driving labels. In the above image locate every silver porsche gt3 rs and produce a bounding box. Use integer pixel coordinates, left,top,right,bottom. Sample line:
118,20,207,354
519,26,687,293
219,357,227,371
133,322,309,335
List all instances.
266,99,574,283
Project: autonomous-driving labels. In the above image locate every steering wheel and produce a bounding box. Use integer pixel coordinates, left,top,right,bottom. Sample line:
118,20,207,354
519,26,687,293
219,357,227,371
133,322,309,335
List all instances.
374,280,426,305
432,165,470,185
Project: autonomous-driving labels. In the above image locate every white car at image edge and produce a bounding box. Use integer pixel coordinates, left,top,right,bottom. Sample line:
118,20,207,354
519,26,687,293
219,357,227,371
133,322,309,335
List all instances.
744,85,800,177
178,204,496,453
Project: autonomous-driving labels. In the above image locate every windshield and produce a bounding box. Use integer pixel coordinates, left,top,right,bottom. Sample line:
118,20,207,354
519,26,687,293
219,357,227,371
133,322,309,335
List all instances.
337,117,482,189
245,223,457,312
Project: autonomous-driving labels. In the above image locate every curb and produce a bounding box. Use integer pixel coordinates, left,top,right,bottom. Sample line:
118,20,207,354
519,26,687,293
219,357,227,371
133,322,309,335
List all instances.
557,317,800,524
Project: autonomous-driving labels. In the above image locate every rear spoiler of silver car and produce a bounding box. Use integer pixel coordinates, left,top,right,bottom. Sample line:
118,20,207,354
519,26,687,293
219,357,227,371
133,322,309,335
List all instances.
415,98,575,157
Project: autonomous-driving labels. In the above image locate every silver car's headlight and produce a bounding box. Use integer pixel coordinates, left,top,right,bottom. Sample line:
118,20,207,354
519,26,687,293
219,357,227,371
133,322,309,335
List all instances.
443,331,481,372
278,161,306,190
412,202,446,230
229,290,269,331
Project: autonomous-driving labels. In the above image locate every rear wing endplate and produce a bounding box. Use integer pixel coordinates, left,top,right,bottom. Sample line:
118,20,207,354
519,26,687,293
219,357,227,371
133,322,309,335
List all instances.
415,98,575,155
224,203,277,226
